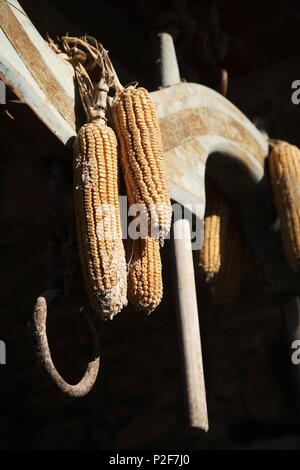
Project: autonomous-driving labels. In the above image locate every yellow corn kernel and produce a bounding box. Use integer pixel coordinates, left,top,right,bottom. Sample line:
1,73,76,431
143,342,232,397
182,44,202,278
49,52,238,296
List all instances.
199,177,243,302
74,122,127,319
126,236,163,314
211,215,243,304
112,86,172,243
269,141,300,271
199,178,227,280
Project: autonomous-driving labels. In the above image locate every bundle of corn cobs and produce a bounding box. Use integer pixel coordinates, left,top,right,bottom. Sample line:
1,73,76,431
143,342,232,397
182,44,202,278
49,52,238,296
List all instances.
54,36,172,320
51,37,300,317
198,139,300,304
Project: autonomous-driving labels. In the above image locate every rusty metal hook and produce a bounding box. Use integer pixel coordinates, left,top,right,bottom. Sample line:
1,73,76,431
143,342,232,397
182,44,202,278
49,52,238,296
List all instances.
33,291,100,397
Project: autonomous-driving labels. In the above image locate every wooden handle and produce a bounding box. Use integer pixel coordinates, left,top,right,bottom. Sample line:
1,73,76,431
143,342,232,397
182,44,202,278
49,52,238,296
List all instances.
159,32,181,88
173,219,209,431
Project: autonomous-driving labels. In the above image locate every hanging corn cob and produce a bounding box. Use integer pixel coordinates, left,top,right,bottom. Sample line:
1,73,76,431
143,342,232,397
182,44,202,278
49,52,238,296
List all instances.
111,80,172,245
199,177,225,281
126,237,163,313
199,177,243,303
62,39,127,319
268,140,300,272
60,35,171,314
211,216,243,304
68,36,172,244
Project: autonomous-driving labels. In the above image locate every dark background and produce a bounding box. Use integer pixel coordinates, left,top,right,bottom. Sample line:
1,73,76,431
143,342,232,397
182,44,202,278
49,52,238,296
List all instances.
1,0,300,449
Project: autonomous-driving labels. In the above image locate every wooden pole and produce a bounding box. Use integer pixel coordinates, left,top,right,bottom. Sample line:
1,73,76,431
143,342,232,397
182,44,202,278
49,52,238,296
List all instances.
173,219,208,431
159,32,181,88
159,32,208,431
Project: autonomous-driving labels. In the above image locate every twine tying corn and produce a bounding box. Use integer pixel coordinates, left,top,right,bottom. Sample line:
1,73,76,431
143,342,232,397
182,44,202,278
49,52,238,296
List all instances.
268,140,300,271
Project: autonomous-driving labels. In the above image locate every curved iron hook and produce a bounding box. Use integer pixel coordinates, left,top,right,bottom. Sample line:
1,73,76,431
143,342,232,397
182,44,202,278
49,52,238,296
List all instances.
33,293,100,397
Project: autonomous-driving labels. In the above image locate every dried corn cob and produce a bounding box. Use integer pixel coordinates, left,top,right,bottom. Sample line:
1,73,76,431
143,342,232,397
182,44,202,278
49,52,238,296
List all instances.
199,177,243,302
126,236,163,314
74,122,127,319
211,215,243,304
112,86,172,243
61,43,128,320
269,141,300,271
199,177,227,280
